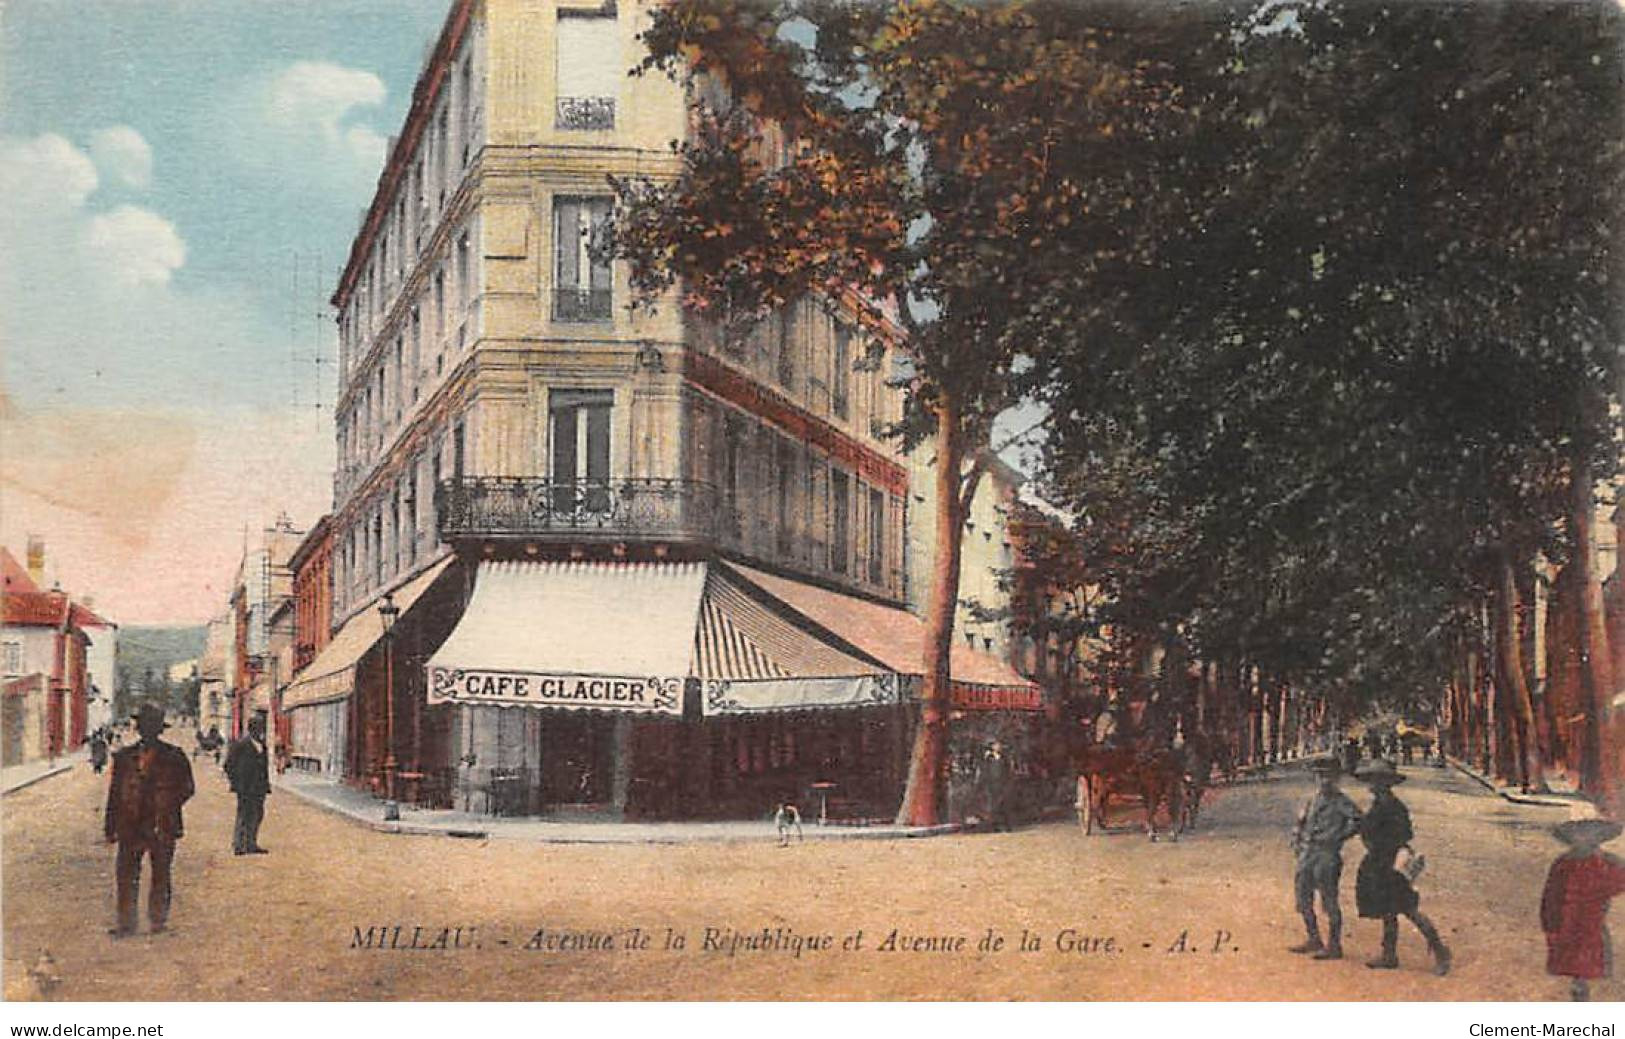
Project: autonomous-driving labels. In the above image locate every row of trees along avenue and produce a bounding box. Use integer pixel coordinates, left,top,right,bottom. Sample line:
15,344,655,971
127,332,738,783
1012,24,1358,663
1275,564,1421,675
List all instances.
607,0,1625,822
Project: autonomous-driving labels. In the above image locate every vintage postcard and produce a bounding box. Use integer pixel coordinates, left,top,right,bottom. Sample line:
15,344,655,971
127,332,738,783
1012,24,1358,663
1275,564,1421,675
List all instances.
3,0,1623,1015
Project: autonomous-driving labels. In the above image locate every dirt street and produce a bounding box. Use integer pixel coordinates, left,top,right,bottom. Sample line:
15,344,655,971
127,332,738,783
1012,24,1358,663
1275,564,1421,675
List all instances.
2,756,1607,1001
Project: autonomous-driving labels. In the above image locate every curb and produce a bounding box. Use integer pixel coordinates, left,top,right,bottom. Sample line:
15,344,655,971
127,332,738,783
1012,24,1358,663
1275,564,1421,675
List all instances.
277,780,965,845
1446,756,1578,809
1,761,75,797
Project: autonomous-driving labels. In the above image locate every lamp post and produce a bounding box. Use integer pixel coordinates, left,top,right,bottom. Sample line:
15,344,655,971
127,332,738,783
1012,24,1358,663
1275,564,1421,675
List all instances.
379,592,400,818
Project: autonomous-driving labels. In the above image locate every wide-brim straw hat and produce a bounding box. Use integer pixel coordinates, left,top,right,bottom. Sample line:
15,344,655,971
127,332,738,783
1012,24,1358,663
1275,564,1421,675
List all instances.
1555,803,1623,847
1356,759,1407,786
1554,818,1623,847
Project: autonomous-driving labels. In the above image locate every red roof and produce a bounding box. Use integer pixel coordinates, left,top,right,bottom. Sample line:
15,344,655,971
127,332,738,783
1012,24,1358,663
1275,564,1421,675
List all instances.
725,562,1038,693
69,602,110,628
3,590,68,628
1,547,39,595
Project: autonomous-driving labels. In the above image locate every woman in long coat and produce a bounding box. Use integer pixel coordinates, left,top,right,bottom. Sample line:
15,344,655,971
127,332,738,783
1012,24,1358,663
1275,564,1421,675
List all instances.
1355,760,1451,975
1541,817,1625,1001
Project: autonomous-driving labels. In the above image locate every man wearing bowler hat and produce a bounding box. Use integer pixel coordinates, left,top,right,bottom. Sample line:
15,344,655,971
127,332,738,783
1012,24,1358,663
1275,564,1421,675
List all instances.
1289,757,1362,959
225,712,272,855
103,702,195,936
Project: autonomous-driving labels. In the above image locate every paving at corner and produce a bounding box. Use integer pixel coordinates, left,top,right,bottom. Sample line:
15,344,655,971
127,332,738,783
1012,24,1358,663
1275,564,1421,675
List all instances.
3,758,1607,1001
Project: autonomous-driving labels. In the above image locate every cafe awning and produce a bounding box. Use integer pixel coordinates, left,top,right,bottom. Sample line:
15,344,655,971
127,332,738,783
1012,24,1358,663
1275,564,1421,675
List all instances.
426,561,706,715
723,561,1044,712
282,556,456,711
423,561,902,715
696,568,899,714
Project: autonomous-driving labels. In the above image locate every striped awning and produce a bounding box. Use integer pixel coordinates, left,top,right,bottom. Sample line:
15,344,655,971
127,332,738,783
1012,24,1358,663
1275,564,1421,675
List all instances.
724,561,1044,712
695,568,899,714
423,561,901,715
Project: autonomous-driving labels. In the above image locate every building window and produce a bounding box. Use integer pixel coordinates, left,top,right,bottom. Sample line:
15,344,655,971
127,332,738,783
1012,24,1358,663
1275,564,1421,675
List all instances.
833,324,851,420
553,198,612,321
453,421,467,479
390,493,402,577
1,640,20,675
830,470,850,574
372,513,384,587
435,269,447,338
555,11,619,130
436,108,450,200
410,308,421,384
775,308,796,390
868,487,885,584
404,474,418,567
549,389,612,513
776,441,796,558
429,448,442,543
457,232,472,311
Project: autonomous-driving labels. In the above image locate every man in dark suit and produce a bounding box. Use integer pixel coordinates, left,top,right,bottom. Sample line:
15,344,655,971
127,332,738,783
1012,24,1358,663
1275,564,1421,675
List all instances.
224,712,271,855
104,702,195,936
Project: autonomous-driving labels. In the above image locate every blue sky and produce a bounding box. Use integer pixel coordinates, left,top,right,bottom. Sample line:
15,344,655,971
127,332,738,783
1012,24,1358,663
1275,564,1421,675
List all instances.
0,1,452,622
2,0,449,408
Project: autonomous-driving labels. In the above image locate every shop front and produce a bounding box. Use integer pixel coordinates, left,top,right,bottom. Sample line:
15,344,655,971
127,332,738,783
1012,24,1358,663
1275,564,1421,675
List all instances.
281,556,458,780
424,559,906,820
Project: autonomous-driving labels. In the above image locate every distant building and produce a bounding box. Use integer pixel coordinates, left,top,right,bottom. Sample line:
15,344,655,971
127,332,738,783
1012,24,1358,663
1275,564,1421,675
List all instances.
227,518,304,738
0,545,110,763
283,517,340,773
197,614,233,738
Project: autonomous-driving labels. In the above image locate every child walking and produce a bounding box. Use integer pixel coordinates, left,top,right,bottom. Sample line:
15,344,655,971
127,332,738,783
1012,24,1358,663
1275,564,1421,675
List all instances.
1541,814,1625,1001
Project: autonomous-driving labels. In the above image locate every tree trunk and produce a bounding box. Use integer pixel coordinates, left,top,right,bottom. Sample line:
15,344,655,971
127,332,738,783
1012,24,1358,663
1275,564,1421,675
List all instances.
895,399,966,826
1569,456,1615,809
1496,549,1548,792
1471,646,1493,775
1249,668,1265,766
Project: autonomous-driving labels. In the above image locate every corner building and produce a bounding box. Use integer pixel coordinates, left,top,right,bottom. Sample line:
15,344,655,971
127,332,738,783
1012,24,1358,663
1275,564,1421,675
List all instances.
285,0,1033,821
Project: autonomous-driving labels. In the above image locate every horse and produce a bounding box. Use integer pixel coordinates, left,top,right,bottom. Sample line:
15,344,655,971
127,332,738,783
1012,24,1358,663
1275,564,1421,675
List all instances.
1176,731,1218,832
1073,736,1188,841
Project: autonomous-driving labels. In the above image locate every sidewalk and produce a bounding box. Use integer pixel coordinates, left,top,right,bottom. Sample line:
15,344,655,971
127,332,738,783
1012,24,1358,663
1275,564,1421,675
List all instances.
1446,755,1581,809
1,750,84,796
274,770,962,844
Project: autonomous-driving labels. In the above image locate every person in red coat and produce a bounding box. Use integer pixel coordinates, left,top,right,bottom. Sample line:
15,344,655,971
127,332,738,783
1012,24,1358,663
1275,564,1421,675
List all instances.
103,703,195,936
1541,816,1625,1001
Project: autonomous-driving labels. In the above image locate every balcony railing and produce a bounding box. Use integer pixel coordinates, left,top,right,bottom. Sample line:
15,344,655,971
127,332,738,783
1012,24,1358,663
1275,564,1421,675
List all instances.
553,288,613,323
437,477,725,543
556,96,616,131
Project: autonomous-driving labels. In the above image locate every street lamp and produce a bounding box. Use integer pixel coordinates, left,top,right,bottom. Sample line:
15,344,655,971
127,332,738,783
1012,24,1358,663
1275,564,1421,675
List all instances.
379,591,400,819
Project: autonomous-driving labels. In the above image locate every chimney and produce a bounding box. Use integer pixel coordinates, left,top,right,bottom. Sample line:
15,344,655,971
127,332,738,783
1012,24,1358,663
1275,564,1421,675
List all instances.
25,536,44,587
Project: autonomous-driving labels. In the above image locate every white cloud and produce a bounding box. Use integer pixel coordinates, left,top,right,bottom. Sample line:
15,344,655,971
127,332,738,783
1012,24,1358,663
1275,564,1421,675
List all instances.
0,132,269,411
0,133,99,211
89,126,154,189
83,205,186,287
226,60,389,189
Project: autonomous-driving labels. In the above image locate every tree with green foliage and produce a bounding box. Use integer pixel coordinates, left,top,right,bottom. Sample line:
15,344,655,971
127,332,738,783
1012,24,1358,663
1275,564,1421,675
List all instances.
1034,0,1623,796
608,0,1237,823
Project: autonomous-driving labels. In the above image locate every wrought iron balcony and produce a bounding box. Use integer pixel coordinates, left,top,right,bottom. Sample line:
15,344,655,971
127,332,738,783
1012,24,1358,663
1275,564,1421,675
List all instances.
437,477,725,543
556,96,616,131
553,288,614,323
